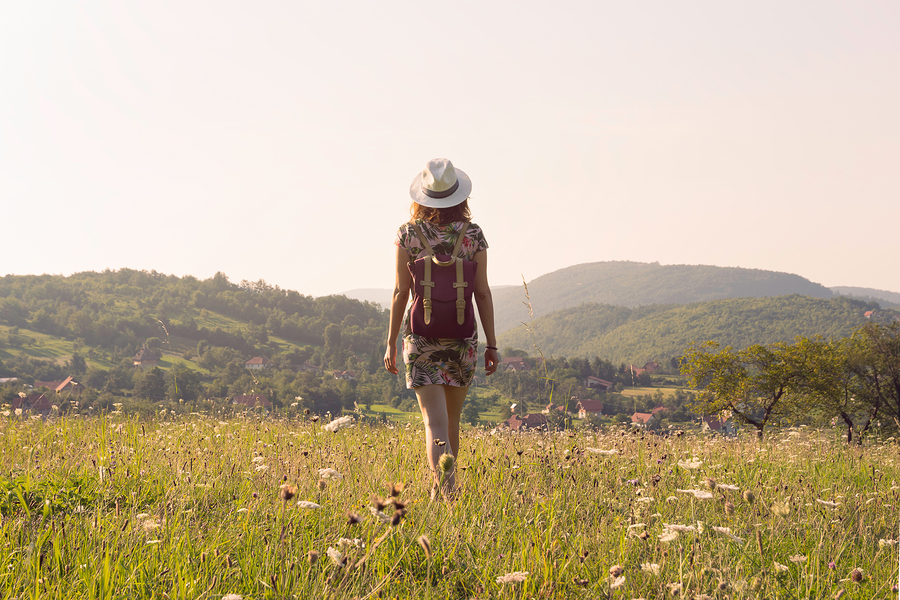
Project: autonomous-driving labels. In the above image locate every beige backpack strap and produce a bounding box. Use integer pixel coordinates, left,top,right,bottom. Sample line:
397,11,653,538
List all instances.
451,223,470,324
410,223,435,324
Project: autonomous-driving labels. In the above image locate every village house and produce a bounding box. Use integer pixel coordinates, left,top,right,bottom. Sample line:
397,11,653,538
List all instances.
701,415,736,435
133,347,160,370
33,376,83,396
576,399,604,419
231,394,272,411
501,357,530,372
10,393,57,416
297,361,322,373
631,412,656,427
245,356,271,371
501,413,548,431
333,370,356,381
584,376,614,391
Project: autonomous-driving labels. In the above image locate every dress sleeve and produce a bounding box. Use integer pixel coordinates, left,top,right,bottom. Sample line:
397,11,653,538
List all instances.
464,222,489,258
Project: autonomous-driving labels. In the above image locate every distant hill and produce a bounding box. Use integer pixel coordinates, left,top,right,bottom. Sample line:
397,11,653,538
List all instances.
340,289,392,310
830,286,900,309
492,261,835,334
497,295,894,364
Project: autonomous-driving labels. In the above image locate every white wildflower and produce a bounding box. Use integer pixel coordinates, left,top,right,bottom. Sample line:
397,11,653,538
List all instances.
712,526,744,542
236,508,248,514
677,458,702,469
255,465,268,472
585,448,619,456
677,489,714,500
338,537,365,549
717,483,740,491
609,575,626,589
322,415,353,432
136,513,150,519
317,468,343,480
296,501,321,509
878,539,898,547
369,506,391,524
788,554,806,563
641,563,661,575
666,582,683,595
773,561,789,572
496,571,528,584
145,540,161,545
628,523,646,529
222,595,243,600
251,456,266,463
659,530,680,542
326,547,344,566
815,499,840,508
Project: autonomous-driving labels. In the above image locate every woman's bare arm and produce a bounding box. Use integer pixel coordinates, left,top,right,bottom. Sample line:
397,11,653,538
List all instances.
384,245,412,374
473,249,499,375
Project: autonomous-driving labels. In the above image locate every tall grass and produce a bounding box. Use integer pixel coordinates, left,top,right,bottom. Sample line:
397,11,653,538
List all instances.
0,414,897,598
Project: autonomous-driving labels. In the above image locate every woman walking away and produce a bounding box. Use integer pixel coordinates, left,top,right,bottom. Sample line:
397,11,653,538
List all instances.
384,158,499,499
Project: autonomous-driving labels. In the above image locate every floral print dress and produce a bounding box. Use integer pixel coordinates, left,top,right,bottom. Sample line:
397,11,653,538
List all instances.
395,220,489,389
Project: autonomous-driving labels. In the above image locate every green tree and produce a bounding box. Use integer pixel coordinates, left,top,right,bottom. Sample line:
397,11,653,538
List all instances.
681,339,829,440
134,367,166,401
846,322,900,434
461,402,480,425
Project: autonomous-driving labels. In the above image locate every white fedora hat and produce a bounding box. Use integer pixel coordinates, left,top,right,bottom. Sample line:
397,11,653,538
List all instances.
409,158,472,208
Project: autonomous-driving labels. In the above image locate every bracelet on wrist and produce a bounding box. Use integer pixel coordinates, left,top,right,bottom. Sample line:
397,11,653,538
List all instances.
485,346,498,350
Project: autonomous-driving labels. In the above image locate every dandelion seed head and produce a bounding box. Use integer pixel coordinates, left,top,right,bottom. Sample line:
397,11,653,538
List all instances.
438,453,455,473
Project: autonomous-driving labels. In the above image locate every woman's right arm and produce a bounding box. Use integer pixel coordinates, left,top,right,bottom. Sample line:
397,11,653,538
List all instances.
473,249,499,375
384,245,412,374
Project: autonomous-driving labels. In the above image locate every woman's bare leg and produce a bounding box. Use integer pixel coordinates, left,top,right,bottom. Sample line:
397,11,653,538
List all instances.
415,384,469,495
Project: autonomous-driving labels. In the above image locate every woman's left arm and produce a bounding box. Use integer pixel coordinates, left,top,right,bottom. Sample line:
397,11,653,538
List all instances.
473,250,499,375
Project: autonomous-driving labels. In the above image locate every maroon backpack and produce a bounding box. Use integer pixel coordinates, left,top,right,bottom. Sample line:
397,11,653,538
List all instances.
407,222,478,339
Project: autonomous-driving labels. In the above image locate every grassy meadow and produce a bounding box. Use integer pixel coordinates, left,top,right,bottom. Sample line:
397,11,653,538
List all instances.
1,414,898,599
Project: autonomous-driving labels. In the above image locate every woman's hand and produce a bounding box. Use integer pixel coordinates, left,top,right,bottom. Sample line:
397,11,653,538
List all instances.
384,344,399,375
484,347,499,375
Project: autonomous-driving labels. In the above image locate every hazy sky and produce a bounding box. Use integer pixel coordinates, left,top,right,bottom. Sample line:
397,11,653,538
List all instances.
3,1,898,298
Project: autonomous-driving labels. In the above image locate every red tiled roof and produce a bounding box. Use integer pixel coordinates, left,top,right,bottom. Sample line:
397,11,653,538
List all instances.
245,356,271,366
577,399,605,413
631,412,654,424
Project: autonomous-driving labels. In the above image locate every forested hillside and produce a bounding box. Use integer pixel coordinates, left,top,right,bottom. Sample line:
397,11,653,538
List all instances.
831,286,900,308
493,261,834,333
498,295,894,364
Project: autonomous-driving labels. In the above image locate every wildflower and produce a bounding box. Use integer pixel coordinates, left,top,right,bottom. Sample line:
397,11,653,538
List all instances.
828,561,836,569
724,500,735,515
704,478,717,490
369,506,391,524
585,448,618,455
296,501,321,509
496,571,528,584
677,489,714,500
609,565,624,578
666,582,683,595
346,512,362,525
255,465,268,472
849,568,864,583
878,539,898,547
322,415,353,433
326,547,345,567
438,453,455,474
659,530,680,542
388,482,404,497
773,561,789,572
222,595,242,600
236,508,248,514
418,535,432,559
718,483,740,491
815,499,840,508
317,479,327,491
677,458,702,469
641,563,661,575
279,483,297,502
743,490,755,504
391,509,406,526
338,537,365,550
771,501,790,517
317,468,342,480
788,554,806,563
145,539,161,545
142,518,161,531
307,550,319,564
609,575,626,589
